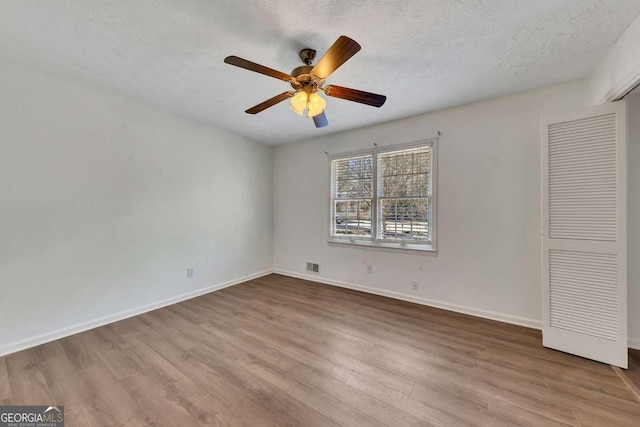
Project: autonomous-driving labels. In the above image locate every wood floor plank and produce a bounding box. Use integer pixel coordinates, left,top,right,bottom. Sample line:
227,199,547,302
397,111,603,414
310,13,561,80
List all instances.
59,331,105,371
229,354,386,427
192,319,423,426
0,356,10,401
133,330,311,427
188,293,417,395
544,375,640,416
189,343,362,426
487,397,573,427
189,343,331,426
119,372,202,426
77,364,146,425
572,405,640,427
63,406,110,426
198,317,354,383
7,361,52,405
1,273,640,426
626,349,640,392
199,289,468,395
4,347,38,374
474,355,633,401
613,365,640,403
345,371,437,424
411,382,519,427
282,359,428,427
33,340,66,363
121,334,251,426
39,353,92,408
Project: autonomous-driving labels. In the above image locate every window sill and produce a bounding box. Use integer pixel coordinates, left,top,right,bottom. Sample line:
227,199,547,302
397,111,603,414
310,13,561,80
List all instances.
327,239,437,255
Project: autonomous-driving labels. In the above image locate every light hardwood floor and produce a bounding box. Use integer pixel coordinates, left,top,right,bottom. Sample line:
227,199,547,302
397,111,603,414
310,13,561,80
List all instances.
625,349,640,395
2,274,639,426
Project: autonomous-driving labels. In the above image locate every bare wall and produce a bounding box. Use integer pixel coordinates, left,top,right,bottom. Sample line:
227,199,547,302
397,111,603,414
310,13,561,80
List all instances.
0,60,273,354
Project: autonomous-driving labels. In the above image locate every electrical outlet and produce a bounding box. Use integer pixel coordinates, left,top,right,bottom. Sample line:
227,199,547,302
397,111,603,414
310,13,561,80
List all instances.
367,265,373,274
412,281,419,291
187,268,194,278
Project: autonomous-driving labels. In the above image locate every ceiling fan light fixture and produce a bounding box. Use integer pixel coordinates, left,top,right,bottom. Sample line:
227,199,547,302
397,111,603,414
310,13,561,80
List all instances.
307,92,326,118
290,105,304,116
290,91,308,114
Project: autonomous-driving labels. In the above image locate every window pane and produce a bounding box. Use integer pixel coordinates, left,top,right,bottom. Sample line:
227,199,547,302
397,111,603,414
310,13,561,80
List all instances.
337,178,372,199
378,198,430,241
377,145,432,242
331,154,373,239
334,200,372,236
332,155,373,199
378,147,431,198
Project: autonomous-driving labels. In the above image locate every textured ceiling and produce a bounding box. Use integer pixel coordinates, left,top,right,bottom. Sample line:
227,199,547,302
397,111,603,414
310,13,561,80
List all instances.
1,1,639,144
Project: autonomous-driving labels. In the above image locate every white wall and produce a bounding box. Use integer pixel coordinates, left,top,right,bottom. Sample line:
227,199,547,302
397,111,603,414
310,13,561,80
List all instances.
0,60,272,354
273,80,591,329
628,93,640,349
588,13,640,103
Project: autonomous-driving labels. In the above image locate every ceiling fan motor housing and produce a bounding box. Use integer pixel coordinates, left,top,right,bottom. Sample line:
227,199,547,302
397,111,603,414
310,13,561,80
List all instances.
290,64,323,92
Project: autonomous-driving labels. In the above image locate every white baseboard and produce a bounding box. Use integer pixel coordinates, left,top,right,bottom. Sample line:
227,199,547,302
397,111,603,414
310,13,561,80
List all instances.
272,269,542,330
0,269,273,357
630,338,640,351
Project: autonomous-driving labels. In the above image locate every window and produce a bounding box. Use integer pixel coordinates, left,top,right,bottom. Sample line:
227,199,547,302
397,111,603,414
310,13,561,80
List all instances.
331,154,373,238
330,140,436,252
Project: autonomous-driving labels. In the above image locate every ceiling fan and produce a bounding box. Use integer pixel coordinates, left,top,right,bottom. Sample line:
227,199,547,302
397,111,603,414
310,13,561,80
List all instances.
224,36,386,128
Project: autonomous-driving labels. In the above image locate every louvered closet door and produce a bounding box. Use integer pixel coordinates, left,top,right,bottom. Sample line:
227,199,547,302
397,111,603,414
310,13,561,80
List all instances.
541,101,627,368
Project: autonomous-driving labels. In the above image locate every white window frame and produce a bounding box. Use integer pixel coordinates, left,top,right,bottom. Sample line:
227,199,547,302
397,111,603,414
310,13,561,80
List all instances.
328,138,437,254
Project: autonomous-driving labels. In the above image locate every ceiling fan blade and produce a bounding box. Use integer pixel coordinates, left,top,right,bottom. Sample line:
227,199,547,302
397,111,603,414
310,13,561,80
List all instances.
311,36,361,79
224,56,293,82
312,111,329,128
324,85,386,107
245,92,295,114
